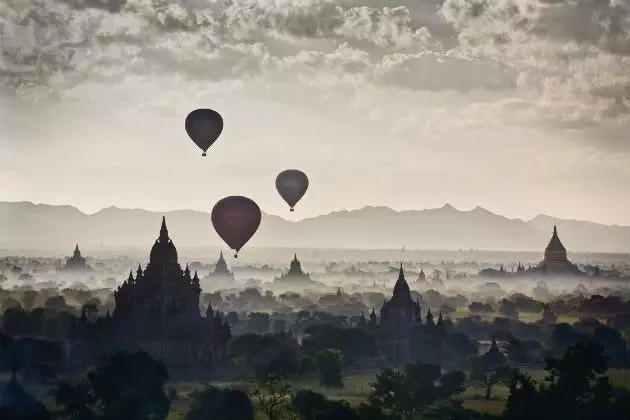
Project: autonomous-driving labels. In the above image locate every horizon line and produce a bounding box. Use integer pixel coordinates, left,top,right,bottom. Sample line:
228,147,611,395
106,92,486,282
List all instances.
3,199,626,228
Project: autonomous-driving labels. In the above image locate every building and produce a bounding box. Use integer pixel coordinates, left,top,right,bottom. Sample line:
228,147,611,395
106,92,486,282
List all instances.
273,254,319,287
58,244,92,272
417,268,426,282
69,217,230,369
379,264,421,364
531,226,583,276
202,252,235,288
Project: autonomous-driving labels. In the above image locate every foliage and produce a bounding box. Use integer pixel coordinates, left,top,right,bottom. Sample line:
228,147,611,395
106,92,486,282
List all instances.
229,333,299,379
470,340,512,400
55,350,171,420
302,325,377,365
55,382,96,419
503,342,625,420
368,361,465,419
249,375,294,420
185,386,254,420
314,349,344,388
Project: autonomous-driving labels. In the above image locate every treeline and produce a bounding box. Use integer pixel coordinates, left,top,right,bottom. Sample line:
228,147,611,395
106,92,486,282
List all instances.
1,342,628,420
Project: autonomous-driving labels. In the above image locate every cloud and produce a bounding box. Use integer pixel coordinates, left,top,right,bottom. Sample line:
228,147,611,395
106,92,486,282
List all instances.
1,0,629,131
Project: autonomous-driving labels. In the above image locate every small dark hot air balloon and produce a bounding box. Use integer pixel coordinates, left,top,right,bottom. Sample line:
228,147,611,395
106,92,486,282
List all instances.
185,109,224,156
211,196,261,258
275,169,309,212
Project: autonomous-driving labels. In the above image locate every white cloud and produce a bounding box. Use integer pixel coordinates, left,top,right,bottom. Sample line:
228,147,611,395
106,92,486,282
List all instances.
1,0,628,131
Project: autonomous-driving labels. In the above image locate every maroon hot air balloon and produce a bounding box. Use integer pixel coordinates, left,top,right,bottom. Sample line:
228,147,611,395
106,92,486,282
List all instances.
211,196,261,258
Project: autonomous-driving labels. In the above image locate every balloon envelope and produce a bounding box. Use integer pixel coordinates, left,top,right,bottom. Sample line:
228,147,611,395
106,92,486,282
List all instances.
185,109,224,156
275,170,309,211
211,196,261,257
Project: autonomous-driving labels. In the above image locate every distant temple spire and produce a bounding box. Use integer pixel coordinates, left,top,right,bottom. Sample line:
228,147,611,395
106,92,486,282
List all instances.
392,263,411,301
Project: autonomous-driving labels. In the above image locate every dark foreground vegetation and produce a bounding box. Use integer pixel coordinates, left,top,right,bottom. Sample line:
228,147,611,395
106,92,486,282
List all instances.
0,342,628,420
0,285,629,420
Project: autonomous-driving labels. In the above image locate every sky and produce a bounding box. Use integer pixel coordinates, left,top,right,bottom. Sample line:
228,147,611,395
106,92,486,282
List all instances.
0,0,629,226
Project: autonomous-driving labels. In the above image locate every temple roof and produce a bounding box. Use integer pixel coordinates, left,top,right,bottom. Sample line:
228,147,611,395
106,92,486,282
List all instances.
149,217,178,265
545,225,566,253
213,251,230,274
392,263,411,300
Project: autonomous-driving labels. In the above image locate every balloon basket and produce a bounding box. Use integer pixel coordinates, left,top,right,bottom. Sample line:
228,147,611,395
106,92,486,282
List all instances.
290,208,294,212
202,152,207,157
234,253,238,258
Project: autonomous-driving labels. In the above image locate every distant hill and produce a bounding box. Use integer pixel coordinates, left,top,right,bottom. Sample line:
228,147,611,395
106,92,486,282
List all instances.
0,202,628,253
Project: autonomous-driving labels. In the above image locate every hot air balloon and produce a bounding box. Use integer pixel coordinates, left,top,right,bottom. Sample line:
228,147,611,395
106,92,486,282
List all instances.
211,196,261,258
275,169,309,212
185,109,224,156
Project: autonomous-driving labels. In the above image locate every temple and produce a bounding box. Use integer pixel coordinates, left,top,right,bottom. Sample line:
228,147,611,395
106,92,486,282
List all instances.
58,244,92,272
68,217,230,369
273,254,318,287
203,252,235,287
370,264,445,365
531,226,582,276
379,264,422,364
417,268,426,282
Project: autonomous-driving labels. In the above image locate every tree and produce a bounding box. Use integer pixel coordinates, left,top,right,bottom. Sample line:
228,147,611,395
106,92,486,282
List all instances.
503,342,621,420
422,401,499,419
315,349,343,388
249,375,293,420
470,338,512,400
229,333,299,379
185,386,254,420
368,361,465,419
302,325,377,365
87,351,171,420
292,390,328,420
55,382,96,419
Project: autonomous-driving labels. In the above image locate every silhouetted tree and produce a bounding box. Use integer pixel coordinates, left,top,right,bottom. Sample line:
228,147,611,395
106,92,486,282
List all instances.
55,382,96,419
229,332,299,379
368,361,465,419
87,351,170,420
249,375,293,420
302,325,377,365
315,348,343,388
185,386,254,420
503,342,621,420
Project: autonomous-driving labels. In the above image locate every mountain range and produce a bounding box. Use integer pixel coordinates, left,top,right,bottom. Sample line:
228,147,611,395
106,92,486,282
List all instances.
0,202,628,254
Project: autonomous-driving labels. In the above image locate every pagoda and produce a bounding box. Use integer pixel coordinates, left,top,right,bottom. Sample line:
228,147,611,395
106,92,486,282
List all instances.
58,244,92,272
203,251,235,288
69,217,230,369
532,225,582,276
379,264,422,365
273,254,318,287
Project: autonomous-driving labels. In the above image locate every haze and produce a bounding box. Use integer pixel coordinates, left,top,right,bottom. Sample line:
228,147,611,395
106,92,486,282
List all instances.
1,0,629,225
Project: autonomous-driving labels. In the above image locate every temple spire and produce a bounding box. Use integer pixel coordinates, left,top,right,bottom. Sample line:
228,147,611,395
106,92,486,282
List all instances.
392,263,411,300
159,216,169,243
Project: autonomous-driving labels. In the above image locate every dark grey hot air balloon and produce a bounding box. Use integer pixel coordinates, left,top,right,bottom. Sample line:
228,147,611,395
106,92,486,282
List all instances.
211,196,261,258
185,109,224,156
275,169,309,212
